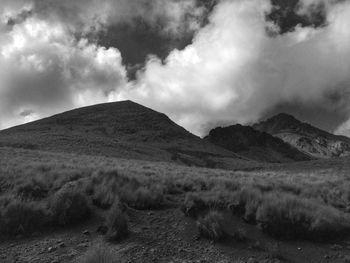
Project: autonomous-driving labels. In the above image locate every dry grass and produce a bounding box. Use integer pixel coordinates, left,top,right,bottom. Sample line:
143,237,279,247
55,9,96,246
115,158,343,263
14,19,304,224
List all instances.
0,199,49,235
256,194,350,239
1,146,350,240
105,201,129,241
196,211,227,241
49,187,90,226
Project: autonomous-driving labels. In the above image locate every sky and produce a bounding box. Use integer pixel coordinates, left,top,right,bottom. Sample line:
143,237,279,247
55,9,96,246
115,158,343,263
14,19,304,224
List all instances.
1,0,350,137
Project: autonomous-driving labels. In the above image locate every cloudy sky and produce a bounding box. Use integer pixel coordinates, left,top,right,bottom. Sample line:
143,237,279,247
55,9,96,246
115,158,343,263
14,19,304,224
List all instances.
1,0,350,136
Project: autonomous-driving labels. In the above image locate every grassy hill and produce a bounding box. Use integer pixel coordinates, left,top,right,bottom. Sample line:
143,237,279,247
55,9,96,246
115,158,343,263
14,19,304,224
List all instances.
0,100,254,169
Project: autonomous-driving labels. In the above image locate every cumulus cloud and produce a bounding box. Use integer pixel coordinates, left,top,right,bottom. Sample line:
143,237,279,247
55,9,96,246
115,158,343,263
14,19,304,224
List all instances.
0,16,127,128
115,0,350,136
0,0,207,129
1,0,350,139
25,0,206,36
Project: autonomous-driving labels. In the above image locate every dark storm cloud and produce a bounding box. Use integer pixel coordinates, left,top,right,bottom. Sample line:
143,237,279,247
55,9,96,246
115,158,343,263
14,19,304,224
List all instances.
266,0,327,34
97,0,216,75
0,0,208,128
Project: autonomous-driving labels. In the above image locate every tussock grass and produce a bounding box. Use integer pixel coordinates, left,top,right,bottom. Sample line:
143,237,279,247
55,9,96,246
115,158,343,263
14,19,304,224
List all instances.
197,211,227,241
0,200,49,235
16,176,48,200
1,147,350,241
49,187,90,226
124,186,164,210
256,194,350,239
106,202,129,241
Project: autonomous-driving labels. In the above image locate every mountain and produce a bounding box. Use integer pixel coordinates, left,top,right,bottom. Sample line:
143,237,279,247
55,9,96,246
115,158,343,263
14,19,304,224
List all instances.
204,124,312,163
253,113,350,158
0,100,253,169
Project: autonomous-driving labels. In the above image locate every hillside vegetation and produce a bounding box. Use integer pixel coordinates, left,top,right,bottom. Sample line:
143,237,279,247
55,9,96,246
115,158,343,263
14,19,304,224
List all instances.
0,101,253,170
1,146,350,239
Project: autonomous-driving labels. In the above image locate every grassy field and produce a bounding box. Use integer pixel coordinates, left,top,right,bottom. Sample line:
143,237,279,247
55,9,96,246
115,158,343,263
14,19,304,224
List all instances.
1,146,350,262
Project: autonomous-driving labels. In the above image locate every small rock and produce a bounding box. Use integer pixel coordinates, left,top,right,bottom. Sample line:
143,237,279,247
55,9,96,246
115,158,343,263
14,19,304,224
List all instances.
48,246,57,253
193,235,200,241
148,212,154,216
297,247,302,251
324,255,330,259
58,242,65,248
77,243,89,248
83,230,90,236
67,252,77,259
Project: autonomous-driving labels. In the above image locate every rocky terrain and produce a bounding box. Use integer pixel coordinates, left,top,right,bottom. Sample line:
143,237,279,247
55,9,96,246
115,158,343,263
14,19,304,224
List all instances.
205,124,311,163
253,113,350,158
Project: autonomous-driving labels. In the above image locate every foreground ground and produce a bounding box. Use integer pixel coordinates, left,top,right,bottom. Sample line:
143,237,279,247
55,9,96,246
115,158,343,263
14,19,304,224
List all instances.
1,147,350,262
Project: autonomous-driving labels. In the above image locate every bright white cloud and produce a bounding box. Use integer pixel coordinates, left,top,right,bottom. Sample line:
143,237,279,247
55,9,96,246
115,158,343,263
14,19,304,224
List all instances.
115,0,350,136
1,0,350,138
0,17,127,129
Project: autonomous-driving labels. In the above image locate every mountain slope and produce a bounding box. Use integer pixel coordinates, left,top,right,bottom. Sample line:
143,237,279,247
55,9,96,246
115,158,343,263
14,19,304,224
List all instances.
205,124,312,163
0,100,252,169
253,113,350,158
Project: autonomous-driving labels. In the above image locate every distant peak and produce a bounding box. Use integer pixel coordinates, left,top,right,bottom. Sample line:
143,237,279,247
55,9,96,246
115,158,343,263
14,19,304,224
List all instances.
271,113,299,121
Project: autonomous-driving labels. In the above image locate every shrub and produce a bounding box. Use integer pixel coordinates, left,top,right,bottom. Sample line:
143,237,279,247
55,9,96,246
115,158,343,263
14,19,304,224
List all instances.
196,211,226,241
106,202,128,241
80,246,118,263
49,188,90,226
0,200,48,235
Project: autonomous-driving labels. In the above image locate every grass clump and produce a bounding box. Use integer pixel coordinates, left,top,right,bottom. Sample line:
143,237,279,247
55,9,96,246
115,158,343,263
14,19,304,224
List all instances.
196,211,227,241
106,202,129,241
121,185,164,210
235,187,263,223
93,188,117,210
80,246,118,263
16,177,48,200
181,193,207,217
0,200,48,235
49,187,90,226
256,194,350,239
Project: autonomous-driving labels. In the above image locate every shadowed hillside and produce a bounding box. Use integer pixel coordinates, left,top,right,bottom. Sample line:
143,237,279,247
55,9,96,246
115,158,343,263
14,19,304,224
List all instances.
253,113,350,158
0,100,252,169
205,124,312,163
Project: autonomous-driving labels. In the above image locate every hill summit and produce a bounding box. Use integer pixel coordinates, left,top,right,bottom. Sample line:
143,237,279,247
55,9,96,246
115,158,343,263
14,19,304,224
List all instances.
0,100,249,169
